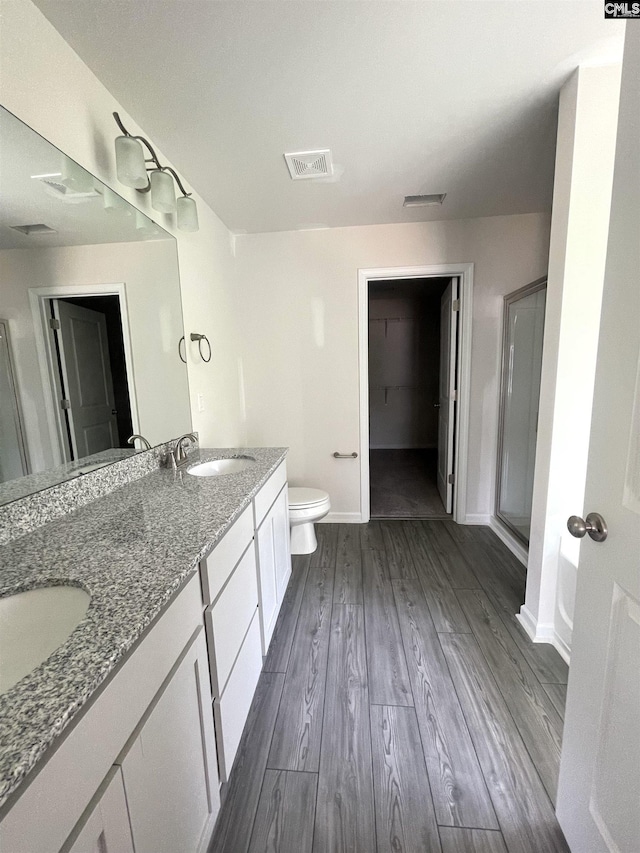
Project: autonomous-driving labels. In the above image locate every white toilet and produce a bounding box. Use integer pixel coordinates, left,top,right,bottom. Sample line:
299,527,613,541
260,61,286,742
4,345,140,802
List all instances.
288,487,331,555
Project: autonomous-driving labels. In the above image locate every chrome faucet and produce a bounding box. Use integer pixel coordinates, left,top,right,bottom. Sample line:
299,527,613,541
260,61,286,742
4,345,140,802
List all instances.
170,433,198,468
128,434,152,450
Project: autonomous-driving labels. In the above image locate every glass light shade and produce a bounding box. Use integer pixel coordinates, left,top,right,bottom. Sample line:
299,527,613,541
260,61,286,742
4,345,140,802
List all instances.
177,195,199,232
61,156,94,192
103,185,128,214
115,135,148,189
150,169,176,213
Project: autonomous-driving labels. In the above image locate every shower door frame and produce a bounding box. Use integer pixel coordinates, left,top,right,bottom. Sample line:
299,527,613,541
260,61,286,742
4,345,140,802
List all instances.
495,276,547,546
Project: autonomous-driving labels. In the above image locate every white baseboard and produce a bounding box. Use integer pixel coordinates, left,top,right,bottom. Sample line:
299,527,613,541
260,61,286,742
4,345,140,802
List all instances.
516,604,542,640
552,632,571,665
489,516,528,567
517,605,571,665
320,512,363,524
462,513,491,525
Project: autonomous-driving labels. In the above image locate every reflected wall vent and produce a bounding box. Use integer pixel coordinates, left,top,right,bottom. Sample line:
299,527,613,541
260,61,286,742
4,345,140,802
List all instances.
284,149,333,180
9,223,57,236
403,193,447,207
33,175,99,203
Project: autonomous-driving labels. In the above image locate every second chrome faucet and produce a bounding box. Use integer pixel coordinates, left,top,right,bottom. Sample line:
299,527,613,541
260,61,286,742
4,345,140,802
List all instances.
169,433,198,469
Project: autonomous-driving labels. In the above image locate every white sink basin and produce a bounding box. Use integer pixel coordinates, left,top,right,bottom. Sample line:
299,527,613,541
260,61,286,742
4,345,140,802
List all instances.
0,586,91,695
188,457,256,477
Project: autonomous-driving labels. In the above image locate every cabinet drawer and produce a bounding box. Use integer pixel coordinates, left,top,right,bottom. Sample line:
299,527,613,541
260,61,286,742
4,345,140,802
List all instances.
205,544,258,697
213,612,262,783
253,461,287,529
201,503,253,605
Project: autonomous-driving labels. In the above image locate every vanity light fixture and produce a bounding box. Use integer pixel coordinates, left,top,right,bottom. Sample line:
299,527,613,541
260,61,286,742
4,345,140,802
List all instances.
113,112,199,232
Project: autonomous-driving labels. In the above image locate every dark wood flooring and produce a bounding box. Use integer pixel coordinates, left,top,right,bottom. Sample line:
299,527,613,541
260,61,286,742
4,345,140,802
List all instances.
209,521,570,853
370,449,450,519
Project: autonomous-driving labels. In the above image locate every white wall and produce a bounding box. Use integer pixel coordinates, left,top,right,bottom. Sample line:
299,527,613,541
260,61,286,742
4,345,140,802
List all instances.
0,0,245,449
235,214,550,520
522,64,622,659
0,240,190,471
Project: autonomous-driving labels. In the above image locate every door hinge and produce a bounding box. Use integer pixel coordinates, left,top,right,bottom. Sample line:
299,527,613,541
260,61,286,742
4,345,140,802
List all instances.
452,299,460,312
60,398,70,410
49,317,61,331
451,389,458,402
448,473,455,485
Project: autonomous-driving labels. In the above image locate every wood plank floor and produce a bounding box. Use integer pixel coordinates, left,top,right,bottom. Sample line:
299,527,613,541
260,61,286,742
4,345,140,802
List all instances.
209,522,570,853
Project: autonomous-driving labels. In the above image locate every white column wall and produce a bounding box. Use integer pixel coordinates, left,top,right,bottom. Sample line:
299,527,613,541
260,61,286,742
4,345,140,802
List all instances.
522,64,622,659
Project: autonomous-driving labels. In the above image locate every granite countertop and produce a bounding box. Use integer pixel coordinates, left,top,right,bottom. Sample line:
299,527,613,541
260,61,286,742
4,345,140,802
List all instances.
0,446,287,811
0,448,136,509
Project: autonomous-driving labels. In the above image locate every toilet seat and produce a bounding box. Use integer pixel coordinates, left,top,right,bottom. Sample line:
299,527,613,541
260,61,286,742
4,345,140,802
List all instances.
288,487,329,510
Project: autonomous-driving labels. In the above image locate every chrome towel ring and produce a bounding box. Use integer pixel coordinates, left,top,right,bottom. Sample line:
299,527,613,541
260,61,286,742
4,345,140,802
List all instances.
190,332,212,362
179,333,212,363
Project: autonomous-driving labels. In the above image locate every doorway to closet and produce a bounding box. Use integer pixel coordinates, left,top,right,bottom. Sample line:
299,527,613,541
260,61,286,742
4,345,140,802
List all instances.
367,276,457,519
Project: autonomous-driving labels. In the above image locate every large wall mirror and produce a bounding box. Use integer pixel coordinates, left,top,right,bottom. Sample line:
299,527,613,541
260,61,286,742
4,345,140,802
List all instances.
0,106,191,506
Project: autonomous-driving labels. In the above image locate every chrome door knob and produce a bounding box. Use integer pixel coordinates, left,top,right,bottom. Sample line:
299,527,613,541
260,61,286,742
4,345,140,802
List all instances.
567,512,608,542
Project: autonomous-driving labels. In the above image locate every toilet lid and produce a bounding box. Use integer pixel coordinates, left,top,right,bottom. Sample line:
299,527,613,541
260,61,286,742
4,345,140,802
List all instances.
288,487,329,509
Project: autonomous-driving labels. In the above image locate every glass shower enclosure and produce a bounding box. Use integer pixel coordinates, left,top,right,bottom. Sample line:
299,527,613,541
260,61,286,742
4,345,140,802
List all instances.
495,278,547,546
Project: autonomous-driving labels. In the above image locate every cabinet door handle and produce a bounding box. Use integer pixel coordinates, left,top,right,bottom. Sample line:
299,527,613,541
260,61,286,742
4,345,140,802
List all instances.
333,452,358,459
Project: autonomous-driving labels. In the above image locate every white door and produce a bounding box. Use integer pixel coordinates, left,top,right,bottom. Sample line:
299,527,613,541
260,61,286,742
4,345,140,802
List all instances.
118,628,220,853
0,320,29,482
556,29,640,853
63,766,134,853
52,299,119,458
437,278,458,512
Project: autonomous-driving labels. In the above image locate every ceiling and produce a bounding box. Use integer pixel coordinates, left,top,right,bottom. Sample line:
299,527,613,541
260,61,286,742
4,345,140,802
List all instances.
0,106,168,250
33,1,624,234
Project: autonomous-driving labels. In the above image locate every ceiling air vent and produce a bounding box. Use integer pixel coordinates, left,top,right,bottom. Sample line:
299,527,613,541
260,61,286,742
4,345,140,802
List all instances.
403,193,447,207
284,149,334,180
32,174,99,203
9,223,57,236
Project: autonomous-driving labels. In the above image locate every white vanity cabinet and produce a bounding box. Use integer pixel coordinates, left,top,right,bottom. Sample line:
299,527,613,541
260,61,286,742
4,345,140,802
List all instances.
201,503,262,783
199,459,291,782
62,767,134,853
255,480,291,654
0,455,291,853
115,629,217,853
0,574,220,853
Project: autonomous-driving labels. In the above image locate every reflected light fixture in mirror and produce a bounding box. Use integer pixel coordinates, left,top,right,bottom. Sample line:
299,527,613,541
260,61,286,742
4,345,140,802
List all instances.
113,112,198,232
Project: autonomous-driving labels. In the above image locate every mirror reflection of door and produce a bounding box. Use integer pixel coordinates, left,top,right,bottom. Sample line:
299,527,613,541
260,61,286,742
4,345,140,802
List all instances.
50,297,133,461
0,319,29,483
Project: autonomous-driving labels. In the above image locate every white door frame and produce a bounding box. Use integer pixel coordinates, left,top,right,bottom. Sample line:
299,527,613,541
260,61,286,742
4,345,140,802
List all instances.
358,263,474,523
29,283,140,466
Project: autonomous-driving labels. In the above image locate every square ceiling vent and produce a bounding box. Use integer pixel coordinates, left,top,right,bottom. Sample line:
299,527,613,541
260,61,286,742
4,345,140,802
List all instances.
284,149,333,180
